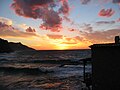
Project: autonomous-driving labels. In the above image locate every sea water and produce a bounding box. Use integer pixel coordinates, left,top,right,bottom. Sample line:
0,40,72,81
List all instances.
0,50,91,90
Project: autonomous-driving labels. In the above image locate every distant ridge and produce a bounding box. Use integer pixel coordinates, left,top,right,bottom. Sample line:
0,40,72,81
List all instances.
0,38,35,53
9,42,35,51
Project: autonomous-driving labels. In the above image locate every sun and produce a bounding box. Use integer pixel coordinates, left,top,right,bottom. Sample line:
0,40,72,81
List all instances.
56,44,69,50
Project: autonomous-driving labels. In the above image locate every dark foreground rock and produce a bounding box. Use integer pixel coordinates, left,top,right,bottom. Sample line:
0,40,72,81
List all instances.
0,38,13,53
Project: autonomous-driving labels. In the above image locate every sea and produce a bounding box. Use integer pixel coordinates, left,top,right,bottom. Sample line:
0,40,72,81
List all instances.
0,49,91,90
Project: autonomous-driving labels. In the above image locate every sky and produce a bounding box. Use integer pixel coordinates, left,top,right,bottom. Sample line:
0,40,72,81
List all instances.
0,0,120,50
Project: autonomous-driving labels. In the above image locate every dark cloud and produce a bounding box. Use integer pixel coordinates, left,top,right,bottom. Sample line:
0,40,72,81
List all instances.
69,29,75,32
26,27,36,32
59,0,69,15
96,21,116,25
80,0,91,5
39,8,62,31
98,8,115,17
11,0,70,32
112,0,120,4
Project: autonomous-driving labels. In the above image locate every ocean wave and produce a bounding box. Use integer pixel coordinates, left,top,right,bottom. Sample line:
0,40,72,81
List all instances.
0,66,54,75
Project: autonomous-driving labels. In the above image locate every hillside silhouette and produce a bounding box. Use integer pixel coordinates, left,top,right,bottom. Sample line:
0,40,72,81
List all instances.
0,38,35,53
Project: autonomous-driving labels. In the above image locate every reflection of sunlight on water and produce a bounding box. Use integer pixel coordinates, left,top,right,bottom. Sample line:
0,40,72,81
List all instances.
0,63,91,89
32,82,63,89
0,72,83,90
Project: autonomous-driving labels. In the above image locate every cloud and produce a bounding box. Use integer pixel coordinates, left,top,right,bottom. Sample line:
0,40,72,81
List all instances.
11,0,70,32
0,22,14,30
82,29,120,43
63,16,71,22
80,0,91,5
11,0,55,19
26,27,36,32
59,0,70,15
0,17,13,25
46,34,84,45
18,24,29,29
96,21,116,25
61,42,77,44
39,8,62,32
112,0,120,4
116,18,120,22
81,24,93,33
47,34,63,39
62,36,84,45
74,36,84,41
79,23,120,43
69,29,76,32
0,22,37,38
98,8,115,17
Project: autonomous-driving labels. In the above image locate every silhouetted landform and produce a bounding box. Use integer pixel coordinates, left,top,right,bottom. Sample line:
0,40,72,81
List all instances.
90,36,120,90
0,38,13,53
0,38,35,53
9,42,35,51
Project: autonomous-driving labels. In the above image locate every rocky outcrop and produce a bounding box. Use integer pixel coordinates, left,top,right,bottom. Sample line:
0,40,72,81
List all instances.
0,38,13,53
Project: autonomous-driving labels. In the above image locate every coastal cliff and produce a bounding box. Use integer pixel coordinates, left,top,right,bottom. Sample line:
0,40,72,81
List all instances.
9,42,35,51
0,38,13,53
0,38,34,53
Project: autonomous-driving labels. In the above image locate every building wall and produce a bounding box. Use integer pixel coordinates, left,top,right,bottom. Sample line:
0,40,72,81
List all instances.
92,46,120,90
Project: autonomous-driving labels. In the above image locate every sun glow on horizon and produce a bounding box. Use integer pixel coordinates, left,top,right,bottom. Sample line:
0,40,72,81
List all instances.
56,44,69,50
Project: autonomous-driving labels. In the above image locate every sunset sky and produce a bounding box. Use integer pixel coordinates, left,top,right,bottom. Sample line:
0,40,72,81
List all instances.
0,0,120,50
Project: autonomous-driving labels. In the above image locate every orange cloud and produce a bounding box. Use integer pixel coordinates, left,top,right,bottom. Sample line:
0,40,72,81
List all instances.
47,34,63,39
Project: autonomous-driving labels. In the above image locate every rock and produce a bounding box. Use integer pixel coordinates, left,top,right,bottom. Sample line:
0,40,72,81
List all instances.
0,38,13,53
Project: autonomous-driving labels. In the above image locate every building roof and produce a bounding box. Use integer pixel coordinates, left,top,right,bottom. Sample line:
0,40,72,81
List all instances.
89,43,120,48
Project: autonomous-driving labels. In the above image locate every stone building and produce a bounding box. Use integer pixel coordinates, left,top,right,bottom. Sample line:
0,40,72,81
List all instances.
90,36,120,90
